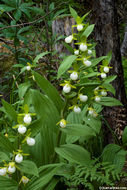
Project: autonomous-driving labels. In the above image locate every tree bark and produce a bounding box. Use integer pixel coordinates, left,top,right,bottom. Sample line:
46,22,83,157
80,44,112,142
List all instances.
91,0,127,142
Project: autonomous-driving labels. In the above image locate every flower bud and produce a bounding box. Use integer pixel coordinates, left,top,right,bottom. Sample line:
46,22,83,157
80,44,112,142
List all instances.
23,114,32,124
26,66,31,71
95,96,101,102
103,66,109,73
79,43,87,52
77,24,83,31
70,72,78,81
73,106,81,113
22,176,29,184
79,94,88,102
65,35,73,43
74,50,79,55
101,90,107,96
27,137,35,146
101,73,107,79
0,168,6,176
60,119,66,128
15,154,23,163
63,84,71,93
83,60,92,67
88,49,92,55
18,125,27,134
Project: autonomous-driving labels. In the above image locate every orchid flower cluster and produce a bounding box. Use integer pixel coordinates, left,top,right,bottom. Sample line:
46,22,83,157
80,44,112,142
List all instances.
59,15,111,128
0,104,36,185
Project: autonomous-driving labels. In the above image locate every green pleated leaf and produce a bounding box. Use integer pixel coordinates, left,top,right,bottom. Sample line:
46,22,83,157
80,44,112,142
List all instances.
0,176,18,190
69,6,78,20
103,75,117,83
55,144,91,165
91,56,107,67
122,126,127,145
99,97,122,106
81,24,95,38
84,117,101,134
2,99,17,122
18,82,31,99
61,124,96,137
33,71,64,112
102,83,115,95
57,55,77,79
0,134,14,153
0,151,10,162
33,52,50,64
18,160,39,177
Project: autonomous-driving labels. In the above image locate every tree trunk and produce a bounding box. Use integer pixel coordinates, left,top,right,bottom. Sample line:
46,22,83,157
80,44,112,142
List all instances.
91,0,127,142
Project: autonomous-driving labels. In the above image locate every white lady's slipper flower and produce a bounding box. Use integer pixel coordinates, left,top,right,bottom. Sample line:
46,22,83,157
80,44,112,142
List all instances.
65,35,73,43
103,66,109,73
60,119,67,128
26,137,35,146
26,66,31,71
73,106,81,114
21,176,29,184
79,43,87,52
23,114,32,124
63,84,71,93
101,73,107,79
95,96,101,102
88,109,94,116
0,168,7,176
88,49,92,55
70,72,78,81
74,50,79,55
83,59,92,67
8,162,16,174
18,125,27,134
15,154,23,163
77,24,83,31
101,90,107,96
79,94,88,102
93,112,98,117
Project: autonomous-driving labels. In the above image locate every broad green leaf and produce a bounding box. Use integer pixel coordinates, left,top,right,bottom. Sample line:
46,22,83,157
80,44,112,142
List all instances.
122,126,127,145
84,117,101,134
0,151,9,162
18,82,31,99
17,26,30,35
103,75,117,83
18,160,39,177
99,97,122,106
102,144,127,172
91,56,107,67
0,5,15,12
57,55,77,79
14,9,22,21
55,144,91,165
33,52,50,64
0,176,18,190
0,134,14,153
81,24,95,38
61,124,96,137
44,178,59,190
102,83,115,95
69,6,78,20
33,71,64,112
2,99,17,122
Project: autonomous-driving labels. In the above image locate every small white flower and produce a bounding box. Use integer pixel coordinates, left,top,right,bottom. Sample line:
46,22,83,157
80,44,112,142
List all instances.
23,114,32,124
77,24,83,31
95,96,101,102
70,72,78,81
18,125,27,134
101,90,107,96
88,49,92,55
0,168,7,176
103,66,109,73
101,73,107,79
15,154,23,163
79,43,87,52
88,109,94,115
73,106,81,114
74,50,79,55
60,119,66,128
27,137,35,146
79,94,88,102
8,163,16,174
26,66,31,71
22,176,29,184
83,59,92,67
63,84,71,93
65,35,73,43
